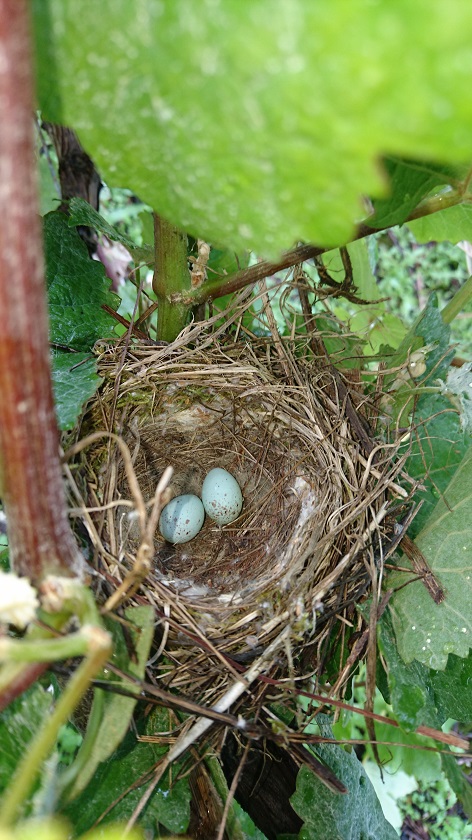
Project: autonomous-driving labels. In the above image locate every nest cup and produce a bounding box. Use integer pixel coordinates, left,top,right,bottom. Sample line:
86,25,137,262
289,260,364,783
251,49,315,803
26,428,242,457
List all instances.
80,309,410,679
123,352,328,594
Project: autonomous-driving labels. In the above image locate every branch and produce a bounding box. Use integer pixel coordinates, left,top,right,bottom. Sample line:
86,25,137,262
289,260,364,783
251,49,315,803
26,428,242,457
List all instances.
0,0,82,581
180,193,472,307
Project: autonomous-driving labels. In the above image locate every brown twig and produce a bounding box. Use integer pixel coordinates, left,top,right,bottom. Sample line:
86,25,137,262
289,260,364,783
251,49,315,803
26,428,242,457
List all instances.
400,534,446,604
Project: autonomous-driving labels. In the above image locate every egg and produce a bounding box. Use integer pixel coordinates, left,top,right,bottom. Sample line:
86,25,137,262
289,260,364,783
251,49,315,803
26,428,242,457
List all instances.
201,468,243,525
159,494,205,544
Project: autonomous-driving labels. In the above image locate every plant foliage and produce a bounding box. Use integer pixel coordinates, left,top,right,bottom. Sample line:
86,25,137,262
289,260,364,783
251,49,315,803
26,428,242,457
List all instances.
33,0,472,255
0,3,471,839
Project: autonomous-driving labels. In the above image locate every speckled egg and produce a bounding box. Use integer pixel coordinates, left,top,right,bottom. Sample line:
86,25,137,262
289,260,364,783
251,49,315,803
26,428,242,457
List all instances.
201,468,243,525
159,494,205,544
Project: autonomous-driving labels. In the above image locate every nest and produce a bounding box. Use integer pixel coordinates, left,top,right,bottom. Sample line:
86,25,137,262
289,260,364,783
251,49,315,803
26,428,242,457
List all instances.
72,293,414,716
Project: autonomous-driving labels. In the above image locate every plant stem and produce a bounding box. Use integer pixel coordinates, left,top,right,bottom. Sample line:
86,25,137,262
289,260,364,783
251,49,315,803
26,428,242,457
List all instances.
0,0,82,581
0,585,99,711
153,213,192,341
186,243,324,306
441,274,472,324
0,633,91,663
0,625,112,826
407,189,471,221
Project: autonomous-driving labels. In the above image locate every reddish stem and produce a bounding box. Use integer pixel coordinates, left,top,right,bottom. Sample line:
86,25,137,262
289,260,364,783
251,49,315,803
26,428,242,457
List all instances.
0,0,82,581
0,663,49,714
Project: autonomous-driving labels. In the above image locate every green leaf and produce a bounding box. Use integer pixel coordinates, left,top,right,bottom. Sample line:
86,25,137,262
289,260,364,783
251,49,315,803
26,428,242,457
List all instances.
314,313,365,370
0,548,9,571
388,293,453,384
429,652,472,721
320,240,408,354
369,157,459,230
233,801,268,839
62,707,191,835
33,1,472,255
379,614,472,805
44,213,119,351
389,445,472,669
408,204,472,244
38,153,60,216
67,605,155,799
51,351,102,431
380,614,472,729
323,240,378,299
402,393,470,538
367,720,441,784
378,613,443,731
1,819,144,840
443,362,472,434
442,753,472,820
67,197,137,249
378,294,455,429
0,682,52,799
291,745,398,840
207,247,250,279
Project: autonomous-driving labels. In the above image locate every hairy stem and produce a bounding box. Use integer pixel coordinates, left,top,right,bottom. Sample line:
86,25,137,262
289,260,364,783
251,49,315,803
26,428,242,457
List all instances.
0,0,82,580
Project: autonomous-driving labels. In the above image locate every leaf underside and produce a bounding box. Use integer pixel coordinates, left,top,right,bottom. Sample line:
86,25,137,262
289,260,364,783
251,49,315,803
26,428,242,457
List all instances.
33,0,472,255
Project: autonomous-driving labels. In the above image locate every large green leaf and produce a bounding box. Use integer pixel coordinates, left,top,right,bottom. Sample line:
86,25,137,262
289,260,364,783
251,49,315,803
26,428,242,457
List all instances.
44,212,119,351
291,735,398,840
389,445,472,669
378,613,443,731
408,204,472,244
402,394,470,538
380,615,472,812
381,614,472,727
369,157,460,230
62,706,191,835
51,351,102,431
33,1,472,256
44,212,119,429
429,651,472,722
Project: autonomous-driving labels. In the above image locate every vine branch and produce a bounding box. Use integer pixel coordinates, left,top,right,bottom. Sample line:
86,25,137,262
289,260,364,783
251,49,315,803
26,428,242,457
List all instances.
0,0,82,581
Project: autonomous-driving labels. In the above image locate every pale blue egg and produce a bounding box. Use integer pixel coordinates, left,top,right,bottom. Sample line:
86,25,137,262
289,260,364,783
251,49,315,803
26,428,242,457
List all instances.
201,468,243,525
159,494,205,544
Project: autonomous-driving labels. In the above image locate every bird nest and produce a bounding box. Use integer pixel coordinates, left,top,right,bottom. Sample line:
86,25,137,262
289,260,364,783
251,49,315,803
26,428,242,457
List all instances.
72,298,414,717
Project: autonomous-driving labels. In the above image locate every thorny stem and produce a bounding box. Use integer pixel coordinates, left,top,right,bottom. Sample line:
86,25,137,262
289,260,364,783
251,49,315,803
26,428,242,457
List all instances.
0,0,82,581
